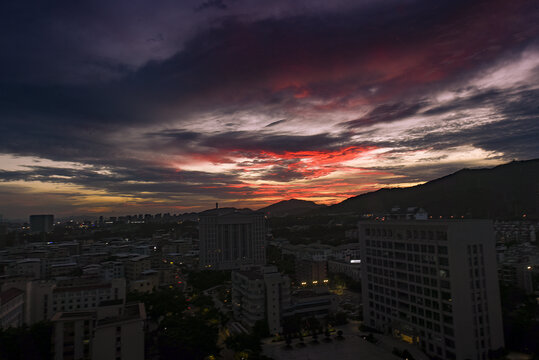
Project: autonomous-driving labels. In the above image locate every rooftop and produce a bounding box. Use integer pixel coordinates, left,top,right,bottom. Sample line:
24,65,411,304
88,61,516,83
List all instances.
96,303,146,327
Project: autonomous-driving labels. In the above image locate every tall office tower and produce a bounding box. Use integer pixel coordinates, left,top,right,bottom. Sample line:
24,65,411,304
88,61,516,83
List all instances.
29,214,54,233
199,208,266,270
359,220,504,360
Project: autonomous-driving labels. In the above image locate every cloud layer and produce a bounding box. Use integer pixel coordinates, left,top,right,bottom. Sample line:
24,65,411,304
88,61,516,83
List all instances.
0,0,538,218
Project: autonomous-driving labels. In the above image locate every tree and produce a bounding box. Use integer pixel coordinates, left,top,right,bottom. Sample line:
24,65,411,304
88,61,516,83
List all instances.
285,334,293,349
335,312,348,325
188,270,231,293
499,284,539,353
324,327,332,342
0,321,53,360
158,315,220,360
297,333,306,348
252,319,270,338
282,315,301,335
128,287,186,322
225,333,262,354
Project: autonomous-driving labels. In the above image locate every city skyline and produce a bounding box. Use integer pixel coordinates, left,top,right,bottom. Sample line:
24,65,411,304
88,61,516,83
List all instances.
1,0,538,218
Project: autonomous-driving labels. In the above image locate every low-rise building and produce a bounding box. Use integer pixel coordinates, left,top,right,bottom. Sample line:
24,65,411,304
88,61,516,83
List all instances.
327,259,361,282
128,270,159,293
25,278,126,324
295,259,327,285
499,263,534,294
124,255,151,281
9,258,42,279
284,288,337,320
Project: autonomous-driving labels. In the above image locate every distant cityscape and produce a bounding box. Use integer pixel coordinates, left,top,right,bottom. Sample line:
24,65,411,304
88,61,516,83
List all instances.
0,202,538,360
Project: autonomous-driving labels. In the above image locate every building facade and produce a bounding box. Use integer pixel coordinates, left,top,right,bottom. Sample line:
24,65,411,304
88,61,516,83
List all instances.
0,287,24,329
295,259,328,285
232,266,290,334
359,220,504,360
51,302,145,360
25,278,126,324
199,208,266,270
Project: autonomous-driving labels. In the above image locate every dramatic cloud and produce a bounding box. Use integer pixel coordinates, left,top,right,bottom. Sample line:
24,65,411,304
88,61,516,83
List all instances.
0,0,538,218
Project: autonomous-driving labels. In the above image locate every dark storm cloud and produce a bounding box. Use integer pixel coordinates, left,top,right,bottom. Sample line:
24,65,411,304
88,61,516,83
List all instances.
148,129,350,154
0,164,242,198
200,132,348,153
3,0,536,130
343,103,424,129
265,120,287,128
0,117,116,164
195,0,230,12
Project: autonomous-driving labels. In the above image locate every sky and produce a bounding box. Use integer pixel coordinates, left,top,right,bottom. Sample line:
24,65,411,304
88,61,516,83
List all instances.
0,0,538,219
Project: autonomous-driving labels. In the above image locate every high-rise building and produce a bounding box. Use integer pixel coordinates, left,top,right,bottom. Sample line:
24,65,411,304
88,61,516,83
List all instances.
359,220,504,360
29,214,54,233
199,208,266,270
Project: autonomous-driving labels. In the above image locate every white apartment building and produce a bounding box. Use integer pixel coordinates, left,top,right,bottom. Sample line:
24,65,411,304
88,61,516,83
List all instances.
232,266,290,334
199,208,266,270
359,220,504,360
25,278,126,324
